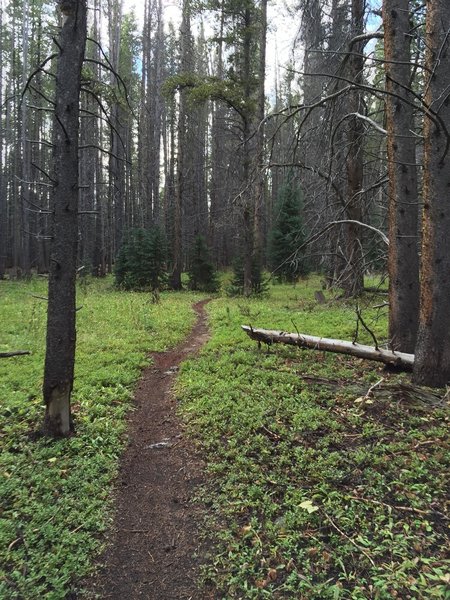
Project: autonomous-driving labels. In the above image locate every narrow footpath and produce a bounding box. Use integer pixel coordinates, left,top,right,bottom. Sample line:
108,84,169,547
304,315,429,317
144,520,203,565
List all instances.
84,300,212,599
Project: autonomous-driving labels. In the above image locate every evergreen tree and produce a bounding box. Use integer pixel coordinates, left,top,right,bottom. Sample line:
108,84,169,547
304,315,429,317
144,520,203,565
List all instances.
226,255,268,297
187,235,219,292
115,227,167,292
269,175,308,282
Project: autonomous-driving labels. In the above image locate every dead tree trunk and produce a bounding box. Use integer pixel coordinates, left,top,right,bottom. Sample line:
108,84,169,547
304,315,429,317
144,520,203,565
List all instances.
383,0,420,353
42,0,87,437
170,0,190,290
0,3,5,280
413,0,450,388
342,0,365,298
242,326,414,369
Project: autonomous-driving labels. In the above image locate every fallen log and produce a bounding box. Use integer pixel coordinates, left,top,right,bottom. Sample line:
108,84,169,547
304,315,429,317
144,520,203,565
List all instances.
0,350,31,358
241,326,414,370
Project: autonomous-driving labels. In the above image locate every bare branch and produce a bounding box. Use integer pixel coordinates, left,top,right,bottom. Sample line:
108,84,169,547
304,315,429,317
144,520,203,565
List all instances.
346,112,387,135
78,144,131,164
21,53,58,103
80,88,127,151
15,175,54,188
328,220,389,246
27,139,55,148
31,162,57,184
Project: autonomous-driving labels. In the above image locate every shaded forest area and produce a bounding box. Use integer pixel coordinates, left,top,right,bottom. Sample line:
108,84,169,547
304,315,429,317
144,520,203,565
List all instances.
1,0,450,386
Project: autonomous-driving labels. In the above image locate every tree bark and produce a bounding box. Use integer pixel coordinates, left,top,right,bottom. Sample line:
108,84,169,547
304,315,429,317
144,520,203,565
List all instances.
413,0,450,387
253,0,267,268
0,1,5,279
170,0,191,290
20,0,31,277
242,326,414,369
242,6,253,297
342,0,365,297
42,0,87,437
383,0,420,353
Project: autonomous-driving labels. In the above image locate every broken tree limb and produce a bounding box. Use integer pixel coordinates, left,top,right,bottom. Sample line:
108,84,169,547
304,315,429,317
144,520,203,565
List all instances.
241,326,414,370
0,350,31,358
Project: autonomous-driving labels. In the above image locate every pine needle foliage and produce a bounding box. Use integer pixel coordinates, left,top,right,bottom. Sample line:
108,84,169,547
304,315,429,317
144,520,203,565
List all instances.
114,227,167,292
226,256,269,297
187,235,219,292
269,174,309,282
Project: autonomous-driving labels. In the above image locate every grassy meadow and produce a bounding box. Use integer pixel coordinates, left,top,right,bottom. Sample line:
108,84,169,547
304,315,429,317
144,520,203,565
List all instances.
177,278,449,599
0,276,202,599
0,274,448,599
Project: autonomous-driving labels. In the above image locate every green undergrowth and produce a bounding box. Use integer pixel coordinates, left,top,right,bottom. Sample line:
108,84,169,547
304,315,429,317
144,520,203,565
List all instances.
177,276,449,599
0,276,204,599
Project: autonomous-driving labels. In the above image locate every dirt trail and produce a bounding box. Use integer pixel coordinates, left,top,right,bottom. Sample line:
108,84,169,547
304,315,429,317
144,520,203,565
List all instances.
83,300,212,599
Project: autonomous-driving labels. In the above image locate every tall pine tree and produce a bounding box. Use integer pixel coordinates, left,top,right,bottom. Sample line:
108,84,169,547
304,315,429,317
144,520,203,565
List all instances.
269,174,307,282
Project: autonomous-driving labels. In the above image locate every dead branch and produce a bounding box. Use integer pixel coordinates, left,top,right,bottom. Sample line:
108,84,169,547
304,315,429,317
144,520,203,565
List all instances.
322,510,376,567
356,305,380,349
242,326,414,369
348,495,448,521
78,144,131,165
0,351,31,358
21,53,58,103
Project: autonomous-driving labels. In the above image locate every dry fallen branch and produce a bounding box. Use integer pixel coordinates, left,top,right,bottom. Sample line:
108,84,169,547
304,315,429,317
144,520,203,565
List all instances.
348,495,449,521
242,326,414,370
322,510,376,567
0,351,31,358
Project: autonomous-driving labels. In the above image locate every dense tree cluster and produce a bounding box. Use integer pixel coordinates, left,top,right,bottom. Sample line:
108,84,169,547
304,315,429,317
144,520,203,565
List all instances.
0,0,449,434
269,173,308,282
187,235,219,293
114,226,167,293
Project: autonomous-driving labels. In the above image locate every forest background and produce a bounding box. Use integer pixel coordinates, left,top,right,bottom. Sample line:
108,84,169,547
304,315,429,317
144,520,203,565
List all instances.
1,1,450,598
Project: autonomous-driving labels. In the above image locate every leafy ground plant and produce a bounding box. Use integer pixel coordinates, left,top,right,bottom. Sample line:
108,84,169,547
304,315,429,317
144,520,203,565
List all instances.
177,277,449,599
0,276,202,599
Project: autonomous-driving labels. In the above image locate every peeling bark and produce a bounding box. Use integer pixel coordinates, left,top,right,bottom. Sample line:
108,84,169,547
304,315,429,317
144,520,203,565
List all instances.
413,0,450,387
242,325,414,369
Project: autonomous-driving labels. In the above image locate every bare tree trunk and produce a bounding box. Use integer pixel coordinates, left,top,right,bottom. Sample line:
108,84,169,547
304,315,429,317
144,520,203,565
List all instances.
253,0,267,267
10,11,21,277
170,0,191,290
342,0,365,297
0,0,5,279
108,0,125,259
383,0,420,353
152,0,164,225
413,0,450,387
42,0,87,437
242,6,253,297
20,0,31,276
209,1,227,266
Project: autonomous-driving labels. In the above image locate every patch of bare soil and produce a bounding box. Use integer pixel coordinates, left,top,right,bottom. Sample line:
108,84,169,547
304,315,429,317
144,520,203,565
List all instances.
81,300,213,600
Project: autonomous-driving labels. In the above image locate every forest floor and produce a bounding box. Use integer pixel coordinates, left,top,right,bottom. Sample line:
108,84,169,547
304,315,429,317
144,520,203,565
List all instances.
82,299,212,600
1,277,448,599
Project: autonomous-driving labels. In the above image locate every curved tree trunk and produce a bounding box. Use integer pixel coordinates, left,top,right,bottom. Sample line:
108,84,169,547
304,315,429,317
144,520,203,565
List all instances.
42,0,87,437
